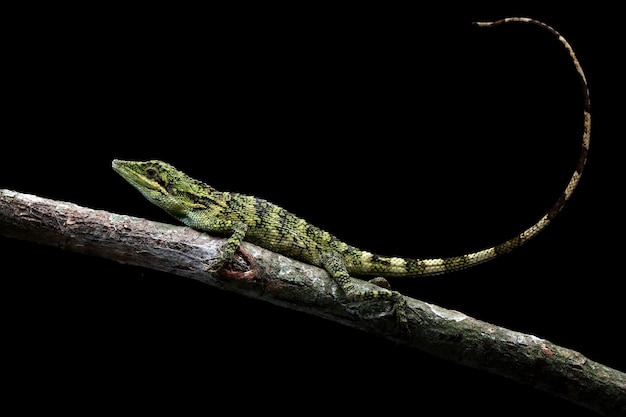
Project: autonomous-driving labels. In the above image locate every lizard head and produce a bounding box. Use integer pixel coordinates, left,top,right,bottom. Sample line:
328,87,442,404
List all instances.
112,159,209,218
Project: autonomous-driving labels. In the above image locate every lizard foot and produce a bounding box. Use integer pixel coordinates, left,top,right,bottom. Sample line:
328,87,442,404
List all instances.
205,246,259,280
368,276,392,290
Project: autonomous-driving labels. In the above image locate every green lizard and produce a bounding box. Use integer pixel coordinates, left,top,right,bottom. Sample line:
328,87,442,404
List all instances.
112,18,590,329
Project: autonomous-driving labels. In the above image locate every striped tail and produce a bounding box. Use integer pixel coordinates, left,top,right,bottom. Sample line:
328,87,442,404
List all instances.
419,18,591,276
357,18,590,278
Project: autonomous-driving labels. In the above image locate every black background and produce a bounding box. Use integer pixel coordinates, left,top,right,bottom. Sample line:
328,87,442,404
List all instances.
1,5,621,415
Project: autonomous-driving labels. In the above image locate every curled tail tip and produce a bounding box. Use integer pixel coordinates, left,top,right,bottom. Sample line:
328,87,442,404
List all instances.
473,17,538,25
473,17,513,26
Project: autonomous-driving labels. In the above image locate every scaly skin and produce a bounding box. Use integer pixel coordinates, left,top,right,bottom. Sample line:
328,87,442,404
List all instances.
112,18,590,330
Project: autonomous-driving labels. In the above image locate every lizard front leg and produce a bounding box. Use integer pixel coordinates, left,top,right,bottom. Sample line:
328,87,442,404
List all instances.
204,221,249,272
321,251,408,331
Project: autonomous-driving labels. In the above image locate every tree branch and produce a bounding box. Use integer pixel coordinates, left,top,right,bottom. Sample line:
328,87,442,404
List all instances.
1,189,624,416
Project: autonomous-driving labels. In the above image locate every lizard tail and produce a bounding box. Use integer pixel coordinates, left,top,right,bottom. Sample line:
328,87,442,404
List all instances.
420,18,591,276
357,18,590,278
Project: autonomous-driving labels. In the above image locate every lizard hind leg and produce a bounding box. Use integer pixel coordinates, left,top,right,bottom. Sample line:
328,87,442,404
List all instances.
321,251,408,330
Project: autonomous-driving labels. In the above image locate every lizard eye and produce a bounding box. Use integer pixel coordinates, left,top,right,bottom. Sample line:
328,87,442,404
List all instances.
145,168,158,178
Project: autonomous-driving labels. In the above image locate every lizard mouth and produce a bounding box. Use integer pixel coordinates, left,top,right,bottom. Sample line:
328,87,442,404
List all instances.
112,159,140,186
111,159,125,174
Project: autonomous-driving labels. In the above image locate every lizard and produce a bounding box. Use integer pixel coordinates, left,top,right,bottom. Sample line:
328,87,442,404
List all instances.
112,17,590,330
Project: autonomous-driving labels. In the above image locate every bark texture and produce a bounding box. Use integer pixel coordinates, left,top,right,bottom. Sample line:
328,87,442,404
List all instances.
1,189,624,416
